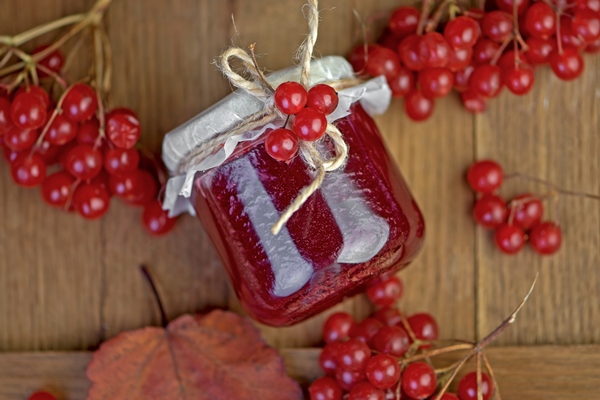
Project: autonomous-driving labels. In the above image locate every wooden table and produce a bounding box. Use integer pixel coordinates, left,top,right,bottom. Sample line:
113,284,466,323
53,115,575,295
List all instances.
0,0,598,399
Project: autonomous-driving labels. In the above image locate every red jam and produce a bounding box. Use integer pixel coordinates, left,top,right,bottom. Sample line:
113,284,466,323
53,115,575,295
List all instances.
192,104,425,326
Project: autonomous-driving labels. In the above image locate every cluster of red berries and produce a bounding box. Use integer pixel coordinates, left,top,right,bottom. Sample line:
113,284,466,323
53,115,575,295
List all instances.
265,82,339,162
0,47,176,236
348,0,600,121
27,391,56,400
309,275,494,400
468,159,562,255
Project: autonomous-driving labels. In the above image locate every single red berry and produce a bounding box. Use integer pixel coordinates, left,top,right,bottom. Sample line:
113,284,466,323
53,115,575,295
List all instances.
470,64,503,98
28,391,57,400
46,113,79,145
323,312,355,343
495,0,530,14
33,45,65,78
337,338,372,372
63,144,103,180
349,318,384,345
142,200,177,236
62,83,98,122
336,368,366,392
457,372,494,400
309,377,344,400
509,193,544,230
127,169,159,206
274,81,308,115
454,63,476,92
73,183,110,219
3,125,38,151
418,32,451,68
494,223,526,254
372,325,411,357
365,45,401,80
104,147,140,175
502,66,535,95
472,39,500,64
11,92,47,130
525,37,556,64
0,97,12,135
10,153,46,187
371,307,403,326
572,10,600,42
307,84,339,115
348,381,386,400
365,354,401,389
549,47,585,81
473,194,507,228
42,171,76,208
319,342,342,376
78,118,101,145
15,86,51,110
293,108,327,141
366,275,404,307
524,2,556,39
401,362,437,399
389,6,420,38
559,16,587,50
407,313,439,343
461,90,487,113
418,68,454,98
398,34,425,71
447,47,473,72
444,16,480,49
388,67,415,98
404,90,435,122
529,221,562,255
467,160,504,193
481,11,513,42
264,128,299,161
106,108,141,149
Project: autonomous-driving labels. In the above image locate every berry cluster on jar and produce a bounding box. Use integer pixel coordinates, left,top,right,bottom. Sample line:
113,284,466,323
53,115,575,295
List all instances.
348,0,600,121
265,82,339,162
309,274,495,400
0,46,176,236
468,159,562,255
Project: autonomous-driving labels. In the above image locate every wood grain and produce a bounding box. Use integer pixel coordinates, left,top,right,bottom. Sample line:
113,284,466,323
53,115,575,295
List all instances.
1,346,599,399
0,0,599,392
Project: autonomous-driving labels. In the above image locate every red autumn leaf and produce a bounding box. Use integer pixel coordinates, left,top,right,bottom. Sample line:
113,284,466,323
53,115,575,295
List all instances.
86,309,302,400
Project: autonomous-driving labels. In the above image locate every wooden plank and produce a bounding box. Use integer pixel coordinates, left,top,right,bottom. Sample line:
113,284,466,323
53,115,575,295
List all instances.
475,57,600,344
1,346,599,399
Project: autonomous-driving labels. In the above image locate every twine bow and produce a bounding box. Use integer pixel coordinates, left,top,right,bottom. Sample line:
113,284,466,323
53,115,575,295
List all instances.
176,0,350,235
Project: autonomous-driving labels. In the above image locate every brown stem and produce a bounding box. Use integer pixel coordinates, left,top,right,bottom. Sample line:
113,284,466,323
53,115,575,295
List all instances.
505,172,600,201
490,36,513,65
555,10,564,54
483,353,502,400
140,265,169,327
0,14,86,47
401,343,474,364
36,64,68,88
0,50,13,70
31,84,74,152
425,0,456,33
477,353,483,400
248,43,274,92
417,0,433,35
92,26,107,148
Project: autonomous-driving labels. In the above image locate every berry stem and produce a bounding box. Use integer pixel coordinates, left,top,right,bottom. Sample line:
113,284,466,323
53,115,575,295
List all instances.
555,9,564,54
31,83,74,153
477,352,483,400
490,37,513,65
92,26,108,148
249,43,274,93
512,0,529,52
505,172,600,201
401,343,474,364
140,265,169,327
417,0,433,35
482,353,502,400
0,14,86,47
425,0,456,33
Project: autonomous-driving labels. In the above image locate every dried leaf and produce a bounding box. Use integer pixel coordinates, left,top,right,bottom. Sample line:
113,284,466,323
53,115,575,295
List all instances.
86,310,302,400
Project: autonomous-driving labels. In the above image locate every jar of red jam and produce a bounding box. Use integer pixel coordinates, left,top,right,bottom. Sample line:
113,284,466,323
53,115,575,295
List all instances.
162,56,425,326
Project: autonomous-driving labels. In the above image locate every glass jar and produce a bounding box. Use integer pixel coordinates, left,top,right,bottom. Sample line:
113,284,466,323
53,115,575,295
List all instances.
163,57,425,326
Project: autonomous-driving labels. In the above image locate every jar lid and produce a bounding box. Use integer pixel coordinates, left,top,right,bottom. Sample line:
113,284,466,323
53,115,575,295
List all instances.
162,55,391,216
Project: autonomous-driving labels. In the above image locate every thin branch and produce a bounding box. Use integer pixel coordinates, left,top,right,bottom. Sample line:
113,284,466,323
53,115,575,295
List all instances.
141,265,169,327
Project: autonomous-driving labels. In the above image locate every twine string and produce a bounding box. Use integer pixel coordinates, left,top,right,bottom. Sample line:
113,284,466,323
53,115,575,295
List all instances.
176,0,349,235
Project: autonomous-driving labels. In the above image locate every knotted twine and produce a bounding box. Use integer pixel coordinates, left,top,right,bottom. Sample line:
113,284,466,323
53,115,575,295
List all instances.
176,0,354,235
